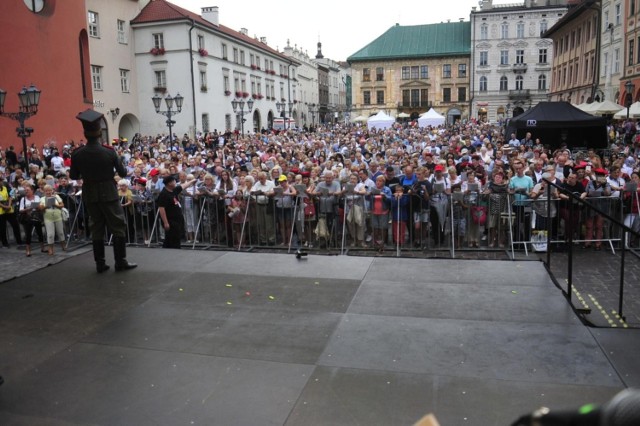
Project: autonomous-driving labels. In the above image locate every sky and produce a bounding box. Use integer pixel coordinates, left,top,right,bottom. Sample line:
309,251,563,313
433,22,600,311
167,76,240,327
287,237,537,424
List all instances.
171,0,513,62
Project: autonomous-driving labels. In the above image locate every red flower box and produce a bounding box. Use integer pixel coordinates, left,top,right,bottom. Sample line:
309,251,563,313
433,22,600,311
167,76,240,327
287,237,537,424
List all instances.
198,48,208,57
224,90,232,96
235,91,243,97
251,64,258,70
242,92,249,98
150,47,165,56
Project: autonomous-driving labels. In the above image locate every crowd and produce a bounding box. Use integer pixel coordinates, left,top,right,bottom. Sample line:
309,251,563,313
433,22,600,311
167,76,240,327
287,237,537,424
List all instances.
1,117,640,256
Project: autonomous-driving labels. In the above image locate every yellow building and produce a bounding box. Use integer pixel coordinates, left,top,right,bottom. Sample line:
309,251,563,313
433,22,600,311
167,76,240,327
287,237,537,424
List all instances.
348,22,471,124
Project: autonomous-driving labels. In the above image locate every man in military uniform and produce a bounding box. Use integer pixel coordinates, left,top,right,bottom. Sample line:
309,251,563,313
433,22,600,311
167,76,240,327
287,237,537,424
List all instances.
69,109,137,272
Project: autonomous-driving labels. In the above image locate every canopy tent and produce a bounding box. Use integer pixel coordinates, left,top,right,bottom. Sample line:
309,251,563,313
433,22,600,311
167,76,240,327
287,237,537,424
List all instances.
580,101,601,113
574,102,590,111
587,100,625,116
351,115,368,123
506,102,607,150
367,111,395,130
397,112,411,118
417,108,446,128
613,101,640,119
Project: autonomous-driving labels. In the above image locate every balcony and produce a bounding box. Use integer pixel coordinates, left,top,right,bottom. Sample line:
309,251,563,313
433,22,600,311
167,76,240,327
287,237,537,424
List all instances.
509,89,530,100
513,63,528,73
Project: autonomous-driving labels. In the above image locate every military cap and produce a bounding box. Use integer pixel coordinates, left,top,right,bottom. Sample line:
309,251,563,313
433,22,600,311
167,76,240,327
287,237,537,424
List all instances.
76,109,104,137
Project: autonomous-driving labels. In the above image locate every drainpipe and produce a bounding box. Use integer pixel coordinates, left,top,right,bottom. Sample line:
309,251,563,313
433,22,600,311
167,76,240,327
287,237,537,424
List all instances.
189,19,197,138
592,1,602,102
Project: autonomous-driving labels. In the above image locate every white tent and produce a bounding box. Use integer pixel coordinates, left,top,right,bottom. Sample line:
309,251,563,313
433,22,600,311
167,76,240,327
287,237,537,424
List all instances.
367,111,395,130
418,108,446,128
588,100,626,116
614,101,640,119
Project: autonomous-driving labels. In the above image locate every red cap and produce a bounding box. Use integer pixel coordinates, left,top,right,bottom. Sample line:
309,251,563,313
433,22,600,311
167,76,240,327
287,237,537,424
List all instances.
434,164,445,172
137,178,147,185
593,168,608,176
149,168,160,177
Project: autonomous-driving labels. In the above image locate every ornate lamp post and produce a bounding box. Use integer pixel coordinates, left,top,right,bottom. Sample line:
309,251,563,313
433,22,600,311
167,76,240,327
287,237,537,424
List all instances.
276,100,293,129
625,80,635,119
231,97,254,135
0,84,42,169
152,93,183,144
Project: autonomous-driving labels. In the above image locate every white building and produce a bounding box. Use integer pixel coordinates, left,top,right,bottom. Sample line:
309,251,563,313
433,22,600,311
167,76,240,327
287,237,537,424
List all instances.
470,0,568,122
599,0,624,103
312,43,350,124
86,0,151,141
130,1,301,138
282,42,319,128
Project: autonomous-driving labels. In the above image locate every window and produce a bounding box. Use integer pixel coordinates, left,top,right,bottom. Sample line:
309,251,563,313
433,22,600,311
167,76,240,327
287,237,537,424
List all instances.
458,87,466,102
515,75,524,90
638,36,640,64
376,67,384,81
631,0,636,15
402,66,410,79
480,24,488,40
421,89,429,106
539,49,548,64
443,64,451,78
540,20,548,36
479,76,487,92
500,50,509,65
516,50,524,64
630,39,635,66
402,90,410,106
604,11,610,28
233,48,238,63
615,48,620,72
155,70,166,89
117,19,127,44
501,22,509,39
240,50,245,65
479,51,488,66
91,65,102,90
443,88,451,102
222,43,228,60
250,53,255,66
363,68,371,82
363,90,371,105
516,22,525,39
202,114,210,133
88,11,99,38
584,58,589,80
538,74,546,90
411,66,419,79
120,69,129,93
616,3,621,25
577,28,581,45
420,65,429,79
411,89,420,107
500,75,508,91
458,64,467,78
603,52,609,77
376,90,384,105
197,35,205,50
223,75,230,92
200,71,207,91
153,33,164,49
225,114,231,132
570,31,575,50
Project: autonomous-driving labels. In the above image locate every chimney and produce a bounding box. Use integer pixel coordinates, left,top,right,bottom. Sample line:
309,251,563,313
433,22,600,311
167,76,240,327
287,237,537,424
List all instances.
524,0,532,7
240,28,248,36
459,18,464,22
260,36,267,44
201,6,219,26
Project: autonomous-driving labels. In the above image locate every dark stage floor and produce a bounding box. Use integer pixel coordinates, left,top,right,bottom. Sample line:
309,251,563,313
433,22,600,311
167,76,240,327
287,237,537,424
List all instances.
0,248,637,425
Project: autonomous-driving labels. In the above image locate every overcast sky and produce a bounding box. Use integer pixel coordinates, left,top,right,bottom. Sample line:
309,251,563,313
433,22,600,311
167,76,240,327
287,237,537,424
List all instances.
172,0,510,62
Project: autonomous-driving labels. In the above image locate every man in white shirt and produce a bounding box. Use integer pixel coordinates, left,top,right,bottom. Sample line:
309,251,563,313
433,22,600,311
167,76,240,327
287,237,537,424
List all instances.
251,171,276,245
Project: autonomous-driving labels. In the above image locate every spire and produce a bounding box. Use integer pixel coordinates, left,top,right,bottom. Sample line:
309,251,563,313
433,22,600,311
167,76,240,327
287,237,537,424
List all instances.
316,41,324,59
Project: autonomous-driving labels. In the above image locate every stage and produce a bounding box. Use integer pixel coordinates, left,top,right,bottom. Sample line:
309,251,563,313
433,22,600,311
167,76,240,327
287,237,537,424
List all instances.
0,248,637,425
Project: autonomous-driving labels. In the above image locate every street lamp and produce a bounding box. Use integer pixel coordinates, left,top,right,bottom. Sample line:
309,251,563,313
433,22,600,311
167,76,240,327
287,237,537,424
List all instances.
0,84,42,169
625,80,635,119
152,93,183,145
231,97,254,136
276,100,293,130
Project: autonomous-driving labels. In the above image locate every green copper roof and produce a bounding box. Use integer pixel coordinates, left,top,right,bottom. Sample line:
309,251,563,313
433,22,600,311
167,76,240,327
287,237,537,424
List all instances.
347,21,471,62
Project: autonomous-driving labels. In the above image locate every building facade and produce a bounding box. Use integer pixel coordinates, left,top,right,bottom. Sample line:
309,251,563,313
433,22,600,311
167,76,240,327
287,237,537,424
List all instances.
131,1,301,137
470,0,568,123
621,0,640,105
87,0,150,142
599,0,624,103
282,43,318,128
348,22,471,124
0,0,97,149
546,0,601,104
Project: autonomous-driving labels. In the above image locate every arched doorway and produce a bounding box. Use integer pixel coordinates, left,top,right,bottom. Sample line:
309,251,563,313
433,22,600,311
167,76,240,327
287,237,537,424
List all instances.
478,107,487,122
512,107,525,117
267,110,274,129
117,113,140,143
292,110,298,128
252,110,261,133
447,108,461,125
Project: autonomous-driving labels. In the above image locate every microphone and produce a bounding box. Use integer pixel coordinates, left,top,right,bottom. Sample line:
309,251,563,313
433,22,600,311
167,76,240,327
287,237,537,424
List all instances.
510,389,640,426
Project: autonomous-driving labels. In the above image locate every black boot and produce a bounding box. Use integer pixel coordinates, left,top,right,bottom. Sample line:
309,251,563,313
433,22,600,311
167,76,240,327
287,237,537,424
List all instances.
113,236,137,271
93,240,110,273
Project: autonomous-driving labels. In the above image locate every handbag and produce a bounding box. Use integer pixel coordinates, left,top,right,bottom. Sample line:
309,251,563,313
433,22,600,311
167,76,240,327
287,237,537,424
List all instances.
470,205,487,225
61,207,70,221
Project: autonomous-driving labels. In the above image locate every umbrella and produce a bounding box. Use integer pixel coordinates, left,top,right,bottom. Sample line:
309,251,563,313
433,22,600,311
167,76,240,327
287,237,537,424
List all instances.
397,112,410,118
351,115,368,123
581,102,601,113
